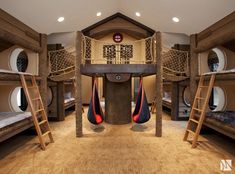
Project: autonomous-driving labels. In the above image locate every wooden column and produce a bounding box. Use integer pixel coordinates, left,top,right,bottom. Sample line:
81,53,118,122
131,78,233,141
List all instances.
171,82,179,120
155,32,162,137
189,35,198,105
57,81,65,121
39,34,48,112
75,31,83,137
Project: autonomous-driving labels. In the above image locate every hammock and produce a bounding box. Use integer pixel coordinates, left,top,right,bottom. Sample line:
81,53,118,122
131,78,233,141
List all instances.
87,80,104,125
132,80,151,124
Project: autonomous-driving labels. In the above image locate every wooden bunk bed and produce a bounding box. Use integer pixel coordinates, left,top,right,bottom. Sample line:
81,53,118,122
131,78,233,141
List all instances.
189,11,235,140
0,9,48,142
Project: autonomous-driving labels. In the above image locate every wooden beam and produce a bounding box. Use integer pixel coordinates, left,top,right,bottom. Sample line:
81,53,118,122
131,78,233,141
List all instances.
75,31,83,137
0,9,41,52
189,35,198,105
195,12,235,52
0,73,41,81
57,81,65,121
155,32,162,137
39,34,48,112
171,82,179,121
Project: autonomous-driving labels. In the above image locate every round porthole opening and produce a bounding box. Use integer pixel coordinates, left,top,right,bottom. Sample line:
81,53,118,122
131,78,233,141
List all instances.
208,87,226,112
47,87,53,106
207,48,226,72
11,87,28,112
10,48,29,72
183,86,191,107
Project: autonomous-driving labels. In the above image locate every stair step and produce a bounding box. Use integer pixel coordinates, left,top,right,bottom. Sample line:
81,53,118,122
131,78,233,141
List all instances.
28,86,37,89
42,131,51,137
187,129,195,134
190,119,199,124
39,120,47,126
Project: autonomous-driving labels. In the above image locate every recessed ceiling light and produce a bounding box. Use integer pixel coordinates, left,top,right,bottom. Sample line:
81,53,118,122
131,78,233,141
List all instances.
135,12,141,17
96,12,102,17
172,17,180,23
57,17,65,22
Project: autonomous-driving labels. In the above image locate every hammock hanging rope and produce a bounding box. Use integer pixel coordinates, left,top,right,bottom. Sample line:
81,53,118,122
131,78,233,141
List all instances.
87,80,104,125
132,80,151,124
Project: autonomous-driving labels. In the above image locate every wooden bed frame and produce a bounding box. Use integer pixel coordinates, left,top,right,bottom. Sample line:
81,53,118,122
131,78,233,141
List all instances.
0,9,47,142
190,11,235,139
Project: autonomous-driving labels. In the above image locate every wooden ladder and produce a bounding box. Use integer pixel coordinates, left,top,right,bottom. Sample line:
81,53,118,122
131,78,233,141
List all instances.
183,74,215,148
20,74,54,150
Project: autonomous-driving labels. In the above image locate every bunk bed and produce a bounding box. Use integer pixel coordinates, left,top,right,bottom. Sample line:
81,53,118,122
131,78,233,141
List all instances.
190,11,235,140
64,80,75,110
0,9,47,142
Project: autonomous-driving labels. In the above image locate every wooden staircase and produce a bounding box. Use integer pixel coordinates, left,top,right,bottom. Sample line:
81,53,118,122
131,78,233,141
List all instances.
183,74,215,148
20,74,54,150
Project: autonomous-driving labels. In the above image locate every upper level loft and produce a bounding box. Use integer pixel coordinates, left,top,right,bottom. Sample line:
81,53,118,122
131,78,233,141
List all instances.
48,13,190,81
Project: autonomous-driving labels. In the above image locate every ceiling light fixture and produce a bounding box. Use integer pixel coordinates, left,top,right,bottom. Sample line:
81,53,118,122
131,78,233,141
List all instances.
96,12,102,17
172,17,180,23
57,17,65,22
135,12,141,17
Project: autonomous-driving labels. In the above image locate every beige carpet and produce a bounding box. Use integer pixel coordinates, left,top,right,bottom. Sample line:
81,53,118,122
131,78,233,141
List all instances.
0,109,234,174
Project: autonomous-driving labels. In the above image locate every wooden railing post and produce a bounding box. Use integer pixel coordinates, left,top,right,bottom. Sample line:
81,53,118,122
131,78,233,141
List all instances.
155,32,162,137
75,31,83,137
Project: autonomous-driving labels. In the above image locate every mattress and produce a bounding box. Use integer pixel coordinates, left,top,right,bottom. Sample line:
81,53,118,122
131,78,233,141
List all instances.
206,111,235,127
64,98,75,104
0,112,31,129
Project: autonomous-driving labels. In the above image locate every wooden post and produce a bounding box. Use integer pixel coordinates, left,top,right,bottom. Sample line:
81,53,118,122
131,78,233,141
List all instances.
190,35,198,105
39,34,48,112
171,82,179,120
75,31,83,137
57,81,65,121
155,32,162,137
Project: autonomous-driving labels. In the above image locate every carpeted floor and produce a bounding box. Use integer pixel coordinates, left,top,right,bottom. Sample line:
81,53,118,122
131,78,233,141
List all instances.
0,108,234,174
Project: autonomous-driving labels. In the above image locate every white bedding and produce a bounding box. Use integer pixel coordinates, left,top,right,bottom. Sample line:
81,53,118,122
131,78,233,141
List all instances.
162,97,172,103
0,112,31,129
64,98,75,104
203,69,235,75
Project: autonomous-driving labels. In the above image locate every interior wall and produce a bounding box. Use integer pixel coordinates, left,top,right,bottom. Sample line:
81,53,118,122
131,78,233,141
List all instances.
48,32,76,48
162,32,190,48
82,75,92,104
0,45,39,75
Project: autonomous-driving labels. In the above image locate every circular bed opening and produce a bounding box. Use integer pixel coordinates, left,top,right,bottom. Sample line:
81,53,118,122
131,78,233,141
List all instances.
183,86,191,107
10,48,29,72
207,48,226,72
11,87,28,112
47,87,53,106
208,87,226,112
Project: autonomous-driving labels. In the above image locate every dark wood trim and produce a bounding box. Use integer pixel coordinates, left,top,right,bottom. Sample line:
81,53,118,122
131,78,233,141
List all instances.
196,73,235,81
171,82,179,121
0,73,41,81
82,12,155,36
189,35,198,105
57,81,65,121
195,11,235,52
90,29,148,39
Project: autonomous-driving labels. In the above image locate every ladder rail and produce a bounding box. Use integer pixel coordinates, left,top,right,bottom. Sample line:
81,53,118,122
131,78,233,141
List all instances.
183,74,215,148
20,74,54,150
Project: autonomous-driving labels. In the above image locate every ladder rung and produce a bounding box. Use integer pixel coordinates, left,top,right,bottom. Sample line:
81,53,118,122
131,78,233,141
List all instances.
199,86,208,88
196,97,205,100
28,86,37,89
190,119,199,124
35,109,44,113
39,120,47,126
187,129,195,134
193,108,202,112
32,97,40,101
42,131,51,137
